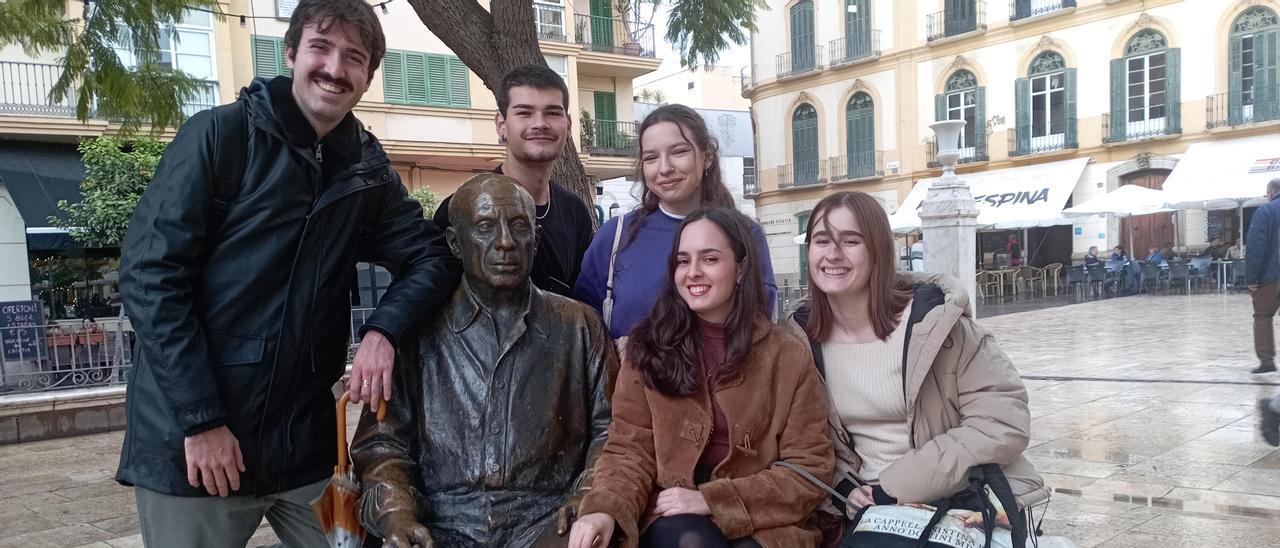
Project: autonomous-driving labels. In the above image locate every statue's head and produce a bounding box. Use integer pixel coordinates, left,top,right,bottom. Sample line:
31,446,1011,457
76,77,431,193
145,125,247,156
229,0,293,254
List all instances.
446,174,538,291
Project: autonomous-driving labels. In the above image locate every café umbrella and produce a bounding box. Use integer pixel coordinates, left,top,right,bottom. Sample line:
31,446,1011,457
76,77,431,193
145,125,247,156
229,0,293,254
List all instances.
312,392,385,548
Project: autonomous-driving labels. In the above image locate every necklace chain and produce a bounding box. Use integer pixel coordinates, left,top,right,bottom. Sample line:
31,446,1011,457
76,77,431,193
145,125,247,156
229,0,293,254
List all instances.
536,187,553,220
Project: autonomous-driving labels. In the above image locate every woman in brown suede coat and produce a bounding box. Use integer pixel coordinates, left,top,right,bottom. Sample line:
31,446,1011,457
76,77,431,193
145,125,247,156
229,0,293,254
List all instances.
569,207,834,548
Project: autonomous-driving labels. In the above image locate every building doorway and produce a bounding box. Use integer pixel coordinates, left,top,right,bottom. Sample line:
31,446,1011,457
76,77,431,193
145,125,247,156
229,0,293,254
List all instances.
1119,169,1175,258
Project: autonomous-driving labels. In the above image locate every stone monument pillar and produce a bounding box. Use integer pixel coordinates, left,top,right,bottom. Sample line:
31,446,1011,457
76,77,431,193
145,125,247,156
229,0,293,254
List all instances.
919,120,979,315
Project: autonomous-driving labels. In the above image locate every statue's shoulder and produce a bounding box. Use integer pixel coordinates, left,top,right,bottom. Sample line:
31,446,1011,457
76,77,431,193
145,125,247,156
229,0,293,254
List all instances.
535,290,609,334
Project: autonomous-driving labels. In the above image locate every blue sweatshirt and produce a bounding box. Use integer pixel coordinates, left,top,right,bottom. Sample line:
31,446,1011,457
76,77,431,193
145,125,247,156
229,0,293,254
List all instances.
574,209,778,339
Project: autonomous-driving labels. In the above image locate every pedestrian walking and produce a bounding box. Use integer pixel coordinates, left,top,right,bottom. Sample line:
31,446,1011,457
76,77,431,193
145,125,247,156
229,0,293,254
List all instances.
114,1,460,545
1246,178,1280,374
574,104,777,338
433,64,595,297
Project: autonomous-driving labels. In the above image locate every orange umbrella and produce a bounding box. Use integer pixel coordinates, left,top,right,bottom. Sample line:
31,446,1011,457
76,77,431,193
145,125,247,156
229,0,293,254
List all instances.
312,392,386,548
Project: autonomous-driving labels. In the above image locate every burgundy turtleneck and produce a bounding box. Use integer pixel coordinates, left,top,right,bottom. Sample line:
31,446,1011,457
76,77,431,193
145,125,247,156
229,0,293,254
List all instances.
695,318,731,481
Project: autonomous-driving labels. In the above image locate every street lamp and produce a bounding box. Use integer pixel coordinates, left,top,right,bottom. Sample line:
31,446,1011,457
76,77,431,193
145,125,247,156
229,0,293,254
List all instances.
919,120,980,313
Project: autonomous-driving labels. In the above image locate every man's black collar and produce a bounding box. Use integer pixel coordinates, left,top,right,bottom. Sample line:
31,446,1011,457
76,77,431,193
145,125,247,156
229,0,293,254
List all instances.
266,76,361,163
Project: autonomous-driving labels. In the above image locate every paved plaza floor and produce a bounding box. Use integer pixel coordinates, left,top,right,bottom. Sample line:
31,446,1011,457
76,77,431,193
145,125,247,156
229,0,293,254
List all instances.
0,291,1277,547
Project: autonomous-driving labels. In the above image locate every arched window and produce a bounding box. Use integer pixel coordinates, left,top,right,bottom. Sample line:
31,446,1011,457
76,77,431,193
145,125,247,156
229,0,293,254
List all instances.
1109,30,1179,141
790,104,819,186
1229,7,1279,124
1014,51,1077,155
789,1,816,74
936,70,986,162
844,92,876,179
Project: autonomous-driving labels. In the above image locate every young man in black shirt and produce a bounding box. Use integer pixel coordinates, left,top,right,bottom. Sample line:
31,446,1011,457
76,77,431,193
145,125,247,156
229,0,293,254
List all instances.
435,65,595,296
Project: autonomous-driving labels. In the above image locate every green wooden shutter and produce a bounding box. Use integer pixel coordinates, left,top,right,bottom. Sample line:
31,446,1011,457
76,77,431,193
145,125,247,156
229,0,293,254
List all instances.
1064,68,1078,148
382,51,406,104
846,96,874,178
1229,35,1244,125
426,55,448,106
405,53,427,104
1108,58,1126,142
847,0,871,59
792,106,818,184
447,57,470,108
1014,78,1030,156
797,212,811,285
278,40,292,77
1256,30,1279,122
790,2,814,72
594,91,618,148
1166,48,1181,134
973,86,987,160
252,36,288,78
934,93,946,122
590,0,614,48
1013,0,1030,20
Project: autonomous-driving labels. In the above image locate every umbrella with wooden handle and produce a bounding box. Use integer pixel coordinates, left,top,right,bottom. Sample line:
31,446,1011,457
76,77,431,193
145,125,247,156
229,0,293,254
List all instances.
312,392,386,548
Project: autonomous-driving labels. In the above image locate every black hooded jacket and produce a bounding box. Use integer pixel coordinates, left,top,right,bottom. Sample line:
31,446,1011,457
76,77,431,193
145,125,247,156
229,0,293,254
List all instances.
116,77,460,497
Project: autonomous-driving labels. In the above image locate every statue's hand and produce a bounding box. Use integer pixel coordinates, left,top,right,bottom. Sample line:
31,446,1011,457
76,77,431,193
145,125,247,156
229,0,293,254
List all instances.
381,512,434,548
557,493,585,536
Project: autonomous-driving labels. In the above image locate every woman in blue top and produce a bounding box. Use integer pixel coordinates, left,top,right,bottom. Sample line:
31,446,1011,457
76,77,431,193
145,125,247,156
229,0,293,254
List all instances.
575,104,777,338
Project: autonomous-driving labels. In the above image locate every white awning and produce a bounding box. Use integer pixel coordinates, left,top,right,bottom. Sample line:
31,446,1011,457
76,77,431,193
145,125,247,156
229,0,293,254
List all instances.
1162,134,1279,210
889,157,1089,233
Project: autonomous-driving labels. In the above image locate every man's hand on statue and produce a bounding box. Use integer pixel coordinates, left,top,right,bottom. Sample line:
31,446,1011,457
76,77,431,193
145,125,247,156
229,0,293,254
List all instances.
557,493,585,535
382,513,434,548
568,513,614,548
183,425,245,497
349,330,394,412
653,487,711,517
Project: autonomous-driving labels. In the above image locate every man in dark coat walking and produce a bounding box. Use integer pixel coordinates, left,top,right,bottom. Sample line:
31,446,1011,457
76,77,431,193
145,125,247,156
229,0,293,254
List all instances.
1247,178,1280,374
115,1,459,545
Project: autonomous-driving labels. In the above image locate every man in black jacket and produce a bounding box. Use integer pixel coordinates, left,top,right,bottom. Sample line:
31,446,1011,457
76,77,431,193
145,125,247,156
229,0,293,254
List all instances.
115,1,459,545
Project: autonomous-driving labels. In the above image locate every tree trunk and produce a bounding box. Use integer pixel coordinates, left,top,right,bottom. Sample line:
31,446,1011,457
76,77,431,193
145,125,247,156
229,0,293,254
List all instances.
407,0,598,228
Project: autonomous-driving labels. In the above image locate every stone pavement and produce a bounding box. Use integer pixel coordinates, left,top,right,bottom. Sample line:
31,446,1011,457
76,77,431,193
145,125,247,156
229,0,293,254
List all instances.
0,291,1277,547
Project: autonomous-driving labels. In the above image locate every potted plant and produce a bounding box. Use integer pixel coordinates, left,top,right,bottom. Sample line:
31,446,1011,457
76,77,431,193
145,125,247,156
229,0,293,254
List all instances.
613,0,658,55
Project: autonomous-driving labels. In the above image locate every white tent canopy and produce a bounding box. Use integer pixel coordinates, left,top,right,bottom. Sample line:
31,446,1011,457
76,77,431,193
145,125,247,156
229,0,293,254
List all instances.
889,157,1089,233
1162,134,1278,210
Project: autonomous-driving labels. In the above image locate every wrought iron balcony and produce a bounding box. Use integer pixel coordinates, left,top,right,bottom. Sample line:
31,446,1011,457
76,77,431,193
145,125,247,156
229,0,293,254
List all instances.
828,31,881,67
534,3,567,42
1205,90,1280,129
829,152,884,182
776,46,824,80
574,14,656,57
1102,112,1176,144
581,119,638,156
743,174,759,196
1007,128,1076,157
1009,0,1075,22
778,160,825,189
926,137,987,168
0,61,77,116
926,1,987,42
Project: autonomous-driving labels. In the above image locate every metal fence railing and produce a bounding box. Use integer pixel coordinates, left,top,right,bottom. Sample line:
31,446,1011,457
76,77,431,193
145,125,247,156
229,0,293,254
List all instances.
828,31,881,66
776,46,824,80
743,174,759,196
778,160,825,189
573,14,656,58
581,119,638,156
1009,0,1075,22
926,1,987,42
829,151,884,182
926,136,987,168
1102,112,1174,143
1205,90,1280,129
0,61,77,117
1007,128,1075,157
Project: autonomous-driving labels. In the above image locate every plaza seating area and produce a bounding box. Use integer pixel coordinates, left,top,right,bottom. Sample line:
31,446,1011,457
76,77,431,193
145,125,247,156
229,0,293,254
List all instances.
975,257,1246,301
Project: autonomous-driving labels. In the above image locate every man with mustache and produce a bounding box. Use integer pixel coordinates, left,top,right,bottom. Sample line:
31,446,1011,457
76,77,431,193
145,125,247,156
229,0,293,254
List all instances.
435,65,596,297
115,0,459,545
352,174,616,547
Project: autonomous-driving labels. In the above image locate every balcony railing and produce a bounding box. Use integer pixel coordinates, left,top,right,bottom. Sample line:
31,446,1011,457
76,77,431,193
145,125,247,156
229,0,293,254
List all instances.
574,14,656,58
181,81,221,117
1009,0,1075,22
0,319,133,396
829,151,884,182
778,160,825,189
534,3,567,42
926,1,987,42
740,65,757,98
1102,113,1174,143
1007,128,1075,157
1206,90,1280,129
829,31,882,66
743,174,759,196
581,119,638,156
926,137,987,167
0,61,77,116
776,46,824,80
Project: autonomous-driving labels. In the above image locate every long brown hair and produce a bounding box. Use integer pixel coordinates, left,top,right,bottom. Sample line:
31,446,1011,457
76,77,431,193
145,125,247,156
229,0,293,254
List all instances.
624,104,736,247
804,192,912,342
626,207,766,396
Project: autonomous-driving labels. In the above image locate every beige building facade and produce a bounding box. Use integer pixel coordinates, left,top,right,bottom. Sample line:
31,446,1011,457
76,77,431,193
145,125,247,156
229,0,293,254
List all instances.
745,0,1280,287
0,0,660,302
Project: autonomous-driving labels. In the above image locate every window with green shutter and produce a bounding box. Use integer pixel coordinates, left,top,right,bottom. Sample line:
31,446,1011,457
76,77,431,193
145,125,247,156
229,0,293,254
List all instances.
1229,7,1280,125
845,92,874,179
938,70,984,162
593,91,620,148
1018,51,1069,154
791,104,819,185
252,35,291,79
845,0,871,60
1110,30,1176,141
381,50,471,108
790,1,815,73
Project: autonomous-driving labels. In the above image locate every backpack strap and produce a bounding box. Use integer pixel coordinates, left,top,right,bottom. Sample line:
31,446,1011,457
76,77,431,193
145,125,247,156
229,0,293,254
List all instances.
209,101,248,229
602,212,626,330
790,304,825,378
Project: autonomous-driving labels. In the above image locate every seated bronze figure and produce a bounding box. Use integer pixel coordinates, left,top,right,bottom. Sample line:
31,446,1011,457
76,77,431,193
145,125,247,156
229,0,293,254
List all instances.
350,174,617,547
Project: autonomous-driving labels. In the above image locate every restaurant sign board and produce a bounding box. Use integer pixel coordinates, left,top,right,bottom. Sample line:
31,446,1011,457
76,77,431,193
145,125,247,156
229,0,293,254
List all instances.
1,300,44,361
